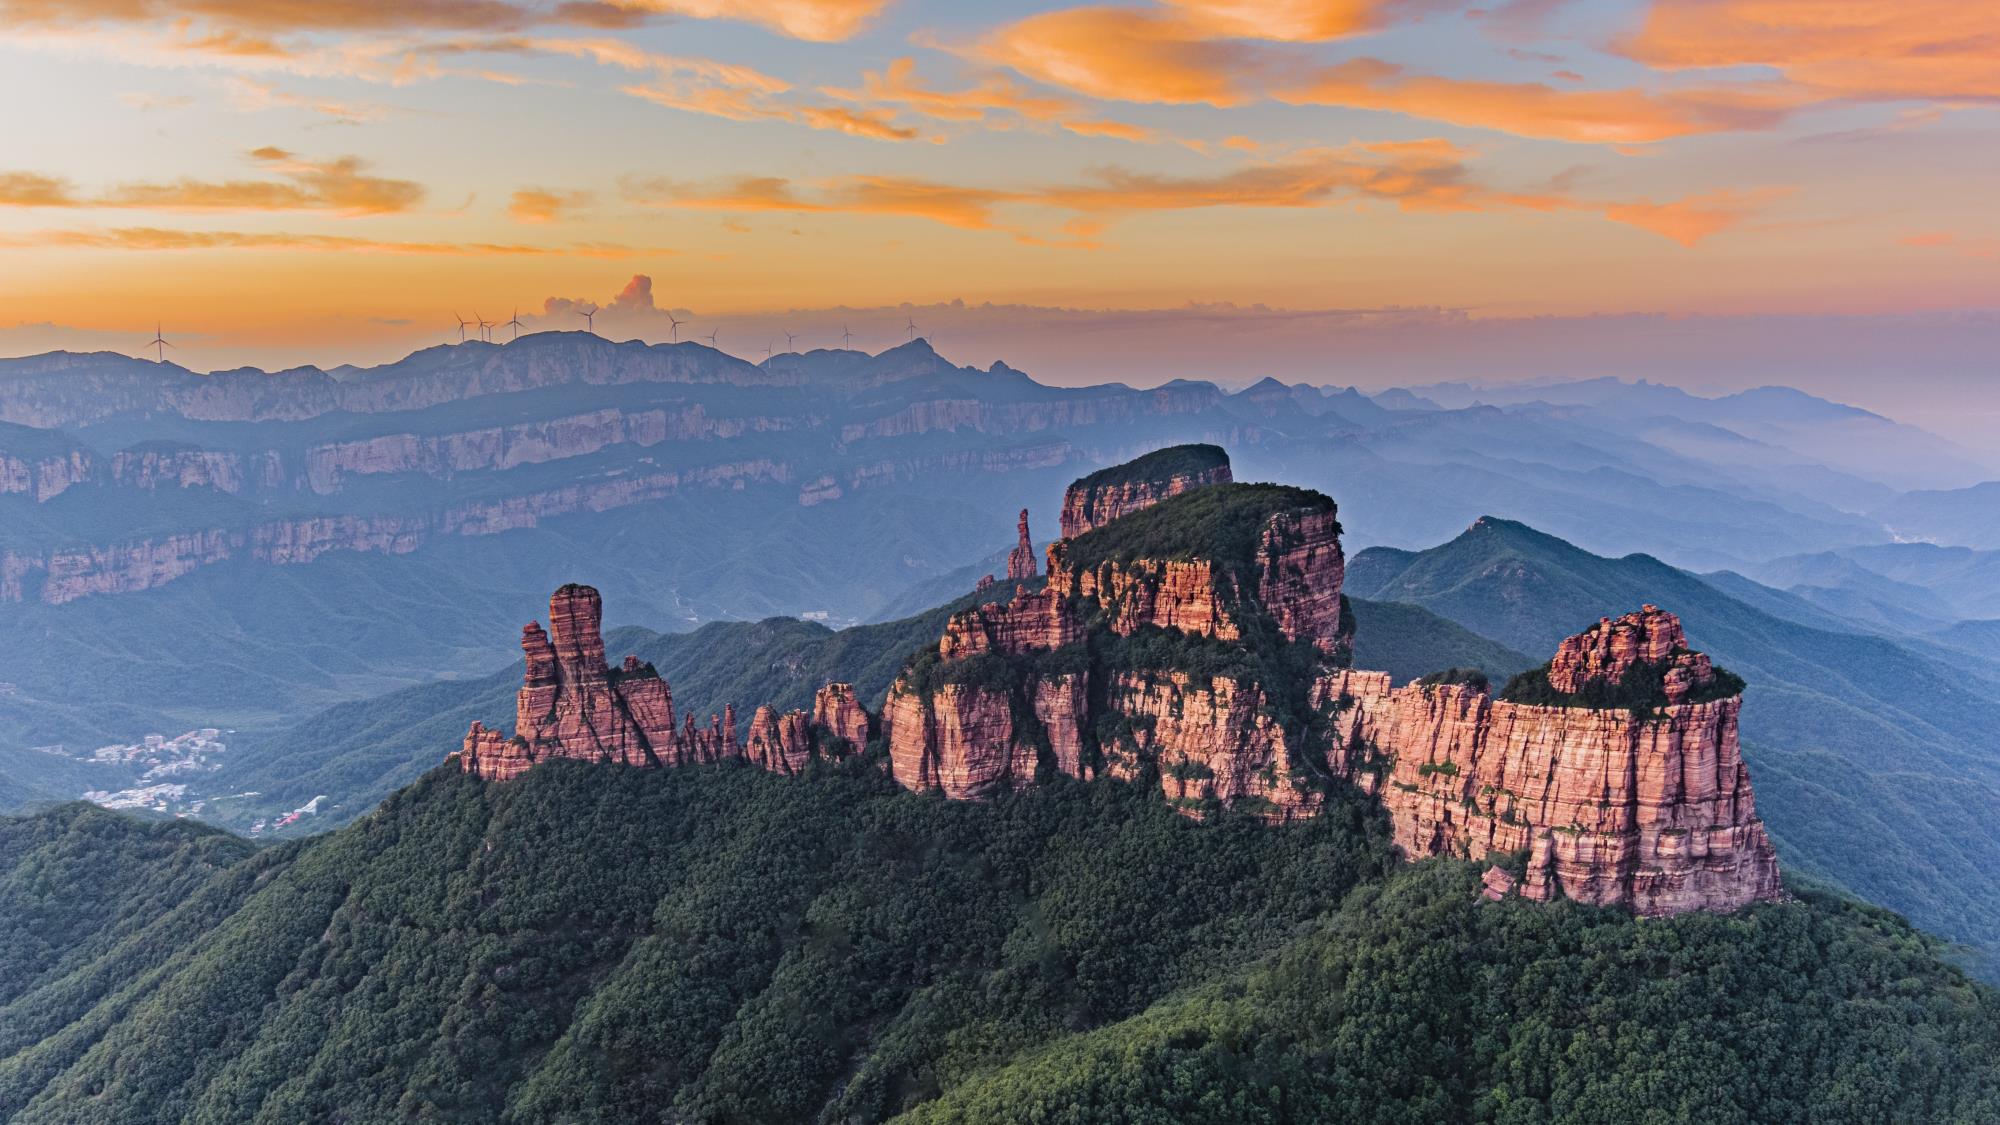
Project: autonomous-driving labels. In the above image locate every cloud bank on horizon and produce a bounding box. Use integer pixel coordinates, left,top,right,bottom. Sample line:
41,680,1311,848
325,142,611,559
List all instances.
1,0,1997,404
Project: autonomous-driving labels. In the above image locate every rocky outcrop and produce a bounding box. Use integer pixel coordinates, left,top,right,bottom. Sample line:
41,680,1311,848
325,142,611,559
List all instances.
1006,509,1039,580
1317,611,1783,916
458,585,864,781
937,587,1077,660
1550,604,1715,703
746,705,815,775
1059,444,1233,537
1061,557,1242,643
813,682,875,751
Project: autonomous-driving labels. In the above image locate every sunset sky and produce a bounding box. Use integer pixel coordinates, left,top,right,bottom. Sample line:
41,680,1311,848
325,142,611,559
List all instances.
2,0,1998,434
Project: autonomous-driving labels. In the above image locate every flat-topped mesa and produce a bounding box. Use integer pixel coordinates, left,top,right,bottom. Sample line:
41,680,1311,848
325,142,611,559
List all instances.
1060,443,1233,538
1045,482,1346,654
1320,607,1781,917
1006,509,1039,580
455,583,869,780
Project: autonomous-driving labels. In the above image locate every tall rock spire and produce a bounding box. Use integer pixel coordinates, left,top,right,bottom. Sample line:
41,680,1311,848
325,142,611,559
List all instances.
1006,508,1038,580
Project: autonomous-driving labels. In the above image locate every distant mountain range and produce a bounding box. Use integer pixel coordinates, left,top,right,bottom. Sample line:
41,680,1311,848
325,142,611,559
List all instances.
5,335,2000,975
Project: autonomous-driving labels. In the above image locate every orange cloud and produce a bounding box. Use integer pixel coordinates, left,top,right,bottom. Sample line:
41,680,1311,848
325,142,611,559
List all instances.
509,188,590,223
1036,142,1490,214
2,227,658,256
966,6,1272,106
966,4,1807,143
0,172,77,207
0,0,889,40
101,151,424,214
1160,0,1434,41
1901,231,2000,259
538,38,930,141
1279,58,1805,143
822,57,1162,143
633,143,1778,247
614,0,891,41
0,0,536,33
0,151,422,215
1624,1,2000,102
633,174,1015,231
1598,188,1790,247
224,77,389,123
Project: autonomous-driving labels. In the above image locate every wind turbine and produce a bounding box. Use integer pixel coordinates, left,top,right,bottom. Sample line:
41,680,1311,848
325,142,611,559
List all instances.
504,308,526,342
667,311,684,343
453,312,472,343
841,322,853,349
143,322,174,363
575,305,598,335
761,338,774,361
703,329,719,349
784,331,797,354
905,315,918,342
475,313,493,343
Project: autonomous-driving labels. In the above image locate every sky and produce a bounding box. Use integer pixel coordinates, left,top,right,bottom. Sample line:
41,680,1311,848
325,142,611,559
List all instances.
2,0,1999,442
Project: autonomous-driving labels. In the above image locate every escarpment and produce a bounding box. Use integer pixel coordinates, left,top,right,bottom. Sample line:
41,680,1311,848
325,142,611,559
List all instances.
454,450,1784,918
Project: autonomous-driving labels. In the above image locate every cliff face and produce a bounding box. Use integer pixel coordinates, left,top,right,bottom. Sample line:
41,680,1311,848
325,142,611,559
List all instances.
1059,445,1234,538
1107,671,1321,822
1256,508,1346,655
0,449,94,501
0,456,790,604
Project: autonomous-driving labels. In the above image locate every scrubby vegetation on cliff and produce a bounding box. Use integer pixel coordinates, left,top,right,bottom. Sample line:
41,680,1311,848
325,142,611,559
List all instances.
4,772,1997,1123
1068,443,1230,492
1500,657,1748,712
1059,482,1338,586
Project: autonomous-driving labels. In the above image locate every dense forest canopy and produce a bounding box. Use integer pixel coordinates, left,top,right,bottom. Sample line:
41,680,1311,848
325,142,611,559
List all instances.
1,760,1994,1123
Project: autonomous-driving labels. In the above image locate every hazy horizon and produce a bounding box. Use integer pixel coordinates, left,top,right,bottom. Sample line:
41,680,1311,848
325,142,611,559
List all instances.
11,283,2000,456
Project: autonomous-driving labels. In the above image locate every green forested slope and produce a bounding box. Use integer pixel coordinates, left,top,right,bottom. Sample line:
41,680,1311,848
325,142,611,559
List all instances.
1,766,1994,1124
